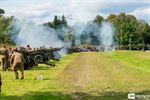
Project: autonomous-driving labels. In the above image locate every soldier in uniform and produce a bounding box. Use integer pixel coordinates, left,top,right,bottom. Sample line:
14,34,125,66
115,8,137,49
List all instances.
26,45,32,51
7,47,13,70
0,45,9,71
10,48,24,80
0,73,2,93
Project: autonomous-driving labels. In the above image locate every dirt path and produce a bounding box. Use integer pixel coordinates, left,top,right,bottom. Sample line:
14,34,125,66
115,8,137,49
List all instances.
59,52,150,95
60,52,102,88
59,52,121,93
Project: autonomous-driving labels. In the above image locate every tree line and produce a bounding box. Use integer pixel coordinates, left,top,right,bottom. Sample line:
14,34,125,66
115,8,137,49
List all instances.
44,13,150,50
0,8,150,50
107,13,150,50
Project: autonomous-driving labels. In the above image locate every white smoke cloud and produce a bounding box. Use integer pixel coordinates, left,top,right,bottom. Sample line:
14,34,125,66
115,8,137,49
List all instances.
11,19,64,48
100,22,115,51
10,18,115,52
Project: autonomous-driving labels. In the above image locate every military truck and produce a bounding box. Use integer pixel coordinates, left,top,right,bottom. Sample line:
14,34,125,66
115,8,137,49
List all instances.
18,47,62,69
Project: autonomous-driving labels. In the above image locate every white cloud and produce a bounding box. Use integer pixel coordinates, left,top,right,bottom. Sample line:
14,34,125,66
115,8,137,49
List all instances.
130,7,150,24
1,0,150,25
3,0,106,24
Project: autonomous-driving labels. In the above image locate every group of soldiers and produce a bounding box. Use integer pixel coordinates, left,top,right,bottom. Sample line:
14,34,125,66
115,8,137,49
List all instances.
0,45,25,80
0,45,27,92
0,44,61,92
0,44,52,78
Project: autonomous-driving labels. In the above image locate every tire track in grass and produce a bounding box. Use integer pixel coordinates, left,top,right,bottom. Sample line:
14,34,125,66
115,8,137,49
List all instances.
58,52,150,98
59,52,103,91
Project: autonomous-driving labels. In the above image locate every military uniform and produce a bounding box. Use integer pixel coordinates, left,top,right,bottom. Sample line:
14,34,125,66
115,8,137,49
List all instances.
0,73,2,92
0,46,9,71
26,45,32,51
10,49,24,80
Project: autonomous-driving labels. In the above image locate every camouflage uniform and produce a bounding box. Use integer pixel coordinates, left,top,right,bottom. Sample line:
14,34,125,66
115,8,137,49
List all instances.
10,49,24,80
0,46,9,71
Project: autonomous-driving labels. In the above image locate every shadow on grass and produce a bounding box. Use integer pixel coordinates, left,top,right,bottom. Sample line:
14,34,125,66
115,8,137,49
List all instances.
31,65,54,70
0,90,150,100
0,91,128,100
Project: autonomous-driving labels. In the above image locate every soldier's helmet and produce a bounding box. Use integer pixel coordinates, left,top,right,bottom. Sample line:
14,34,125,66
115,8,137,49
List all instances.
27,45,30,47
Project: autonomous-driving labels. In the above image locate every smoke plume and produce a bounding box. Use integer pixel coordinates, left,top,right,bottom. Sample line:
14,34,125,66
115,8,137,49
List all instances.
100,21,115,51
11,19,64,48
10,18,115,52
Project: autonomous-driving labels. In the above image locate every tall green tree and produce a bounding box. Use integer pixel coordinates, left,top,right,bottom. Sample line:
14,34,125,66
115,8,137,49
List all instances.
136,20,150,50
0,9,13,44
0,8,5,15
93,15,104,25
107,13,139,49
61,15,67,26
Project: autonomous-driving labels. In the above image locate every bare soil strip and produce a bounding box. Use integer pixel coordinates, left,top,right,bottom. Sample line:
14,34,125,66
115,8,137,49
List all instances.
59,52,150,94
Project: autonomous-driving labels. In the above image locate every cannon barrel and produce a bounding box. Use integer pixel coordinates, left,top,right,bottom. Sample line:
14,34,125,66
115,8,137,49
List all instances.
18,47,62,69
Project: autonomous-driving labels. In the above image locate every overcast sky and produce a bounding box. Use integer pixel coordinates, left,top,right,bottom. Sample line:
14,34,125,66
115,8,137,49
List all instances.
0,0,150,25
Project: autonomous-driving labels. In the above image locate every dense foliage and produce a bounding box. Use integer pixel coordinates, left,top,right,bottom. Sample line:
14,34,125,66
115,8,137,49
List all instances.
107,13,150,50
0,8,14,44
44,15,68,29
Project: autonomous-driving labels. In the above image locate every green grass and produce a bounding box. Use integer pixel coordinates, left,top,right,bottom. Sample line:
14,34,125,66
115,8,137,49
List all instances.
0,53,79,100
1,51,150,100
103,50,150,72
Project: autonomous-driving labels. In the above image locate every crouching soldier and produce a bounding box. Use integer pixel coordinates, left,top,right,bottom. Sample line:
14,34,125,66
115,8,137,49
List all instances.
10,48,24,80
0,74,2,93
0,45,9,71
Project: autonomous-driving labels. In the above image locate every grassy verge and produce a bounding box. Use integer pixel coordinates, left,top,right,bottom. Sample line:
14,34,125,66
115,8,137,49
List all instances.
103,50,150,72
1,51,150,100
0,53,79,100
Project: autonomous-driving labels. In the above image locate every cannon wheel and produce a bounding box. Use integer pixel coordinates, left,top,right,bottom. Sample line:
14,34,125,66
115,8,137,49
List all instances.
47,54,52,60
33,55,43,66
24,58,34,70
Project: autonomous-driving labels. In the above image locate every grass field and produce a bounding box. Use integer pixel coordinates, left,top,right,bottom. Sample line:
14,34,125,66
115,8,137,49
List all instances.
0,51,150,100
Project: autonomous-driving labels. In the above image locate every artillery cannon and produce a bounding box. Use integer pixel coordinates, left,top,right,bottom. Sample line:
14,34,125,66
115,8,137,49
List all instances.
18,47,62,69
67,47,81,54
66,46,99,54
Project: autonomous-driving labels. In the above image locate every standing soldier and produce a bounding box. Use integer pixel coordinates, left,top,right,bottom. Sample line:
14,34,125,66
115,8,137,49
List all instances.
0,45,9,71
10,48,24,80
0,73,2,93
26,45,32,51
7,47,13,70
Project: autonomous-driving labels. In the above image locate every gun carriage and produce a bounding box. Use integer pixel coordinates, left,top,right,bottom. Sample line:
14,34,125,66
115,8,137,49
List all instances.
17,47,61,69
